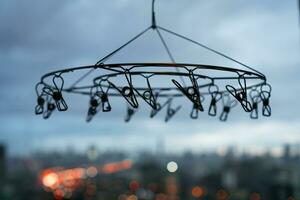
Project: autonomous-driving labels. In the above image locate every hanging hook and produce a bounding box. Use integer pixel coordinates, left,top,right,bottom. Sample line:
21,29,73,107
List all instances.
152,0,157,29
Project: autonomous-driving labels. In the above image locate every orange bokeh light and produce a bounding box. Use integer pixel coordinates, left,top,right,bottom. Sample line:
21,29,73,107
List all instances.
42,172,59,188
102,160,132,174
192,186,205,198
40,159,133,199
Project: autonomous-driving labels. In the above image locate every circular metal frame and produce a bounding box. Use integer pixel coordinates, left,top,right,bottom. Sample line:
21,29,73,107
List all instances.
40,63,266,97
34,0,272,122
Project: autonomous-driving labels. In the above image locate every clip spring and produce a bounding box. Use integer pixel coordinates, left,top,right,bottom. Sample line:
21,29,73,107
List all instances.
219,93,237,122
260,83,272,117
208,84,222,117
172,69,204,112
226,74,252,112
109,69,138,109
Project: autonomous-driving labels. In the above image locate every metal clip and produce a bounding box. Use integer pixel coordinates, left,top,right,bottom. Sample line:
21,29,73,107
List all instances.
97,78,112,112
219,93,237,122
109,69,138,108
46,74,68,111
134,77,157,110
260,83,272,117
172,69,204,111
43,95,56,119
165,98,181,122
86,86,101,122
226,74,252,112
35,82,47,115
190,95,205,119
249,88,262,119
150,93,168,118
208,84,222,116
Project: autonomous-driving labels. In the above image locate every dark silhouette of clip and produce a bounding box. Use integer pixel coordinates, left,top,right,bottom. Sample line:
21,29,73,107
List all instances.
86,95,100,122
249,88,262,119
97,79,112,112
172,70,204,111
190,95,205,119
125,106,137,122
134,78,157,110
150,93,168,118
43,95,56,119
35,83,46,115
208,84,222,116
165,98,181,122
260,83,272,117
99,92,111,112
86,87,101,122
219,93,237,122
43,75,68,111
226,74,252,112
109,69,138,108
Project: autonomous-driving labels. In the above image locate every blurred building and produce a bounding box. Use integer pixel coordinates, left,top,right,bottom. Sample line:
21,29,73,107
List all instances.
0,144,6,200
0,144,5,181
283,144,291,161
86,145,99,161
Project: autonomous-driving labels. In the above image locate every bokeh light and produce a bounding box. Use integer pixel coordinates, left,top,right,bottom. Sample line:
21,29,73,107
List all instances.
42,172,59,188
192,186,205,198
86,166,98,178
166,161,178,173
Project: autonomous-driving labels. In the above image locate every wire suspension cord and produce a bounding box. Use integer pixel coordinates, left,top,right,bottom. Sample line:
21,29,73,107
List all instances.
69,0,265,90
156,29,175,63
152,0,156,28
96,26,151,65
157,26,266,78
69,26,151,89
153,0,185,86
156,28,186,86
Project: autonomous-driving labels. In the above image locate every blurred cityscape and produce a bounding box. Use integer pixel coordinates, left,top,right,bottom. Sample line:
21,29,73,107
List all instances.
0,142,300,200
0,0,299,200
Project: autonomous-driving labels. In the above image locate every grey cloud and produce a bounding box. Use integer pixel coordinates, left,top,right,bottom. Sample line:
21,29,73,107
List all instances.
0,0,299,154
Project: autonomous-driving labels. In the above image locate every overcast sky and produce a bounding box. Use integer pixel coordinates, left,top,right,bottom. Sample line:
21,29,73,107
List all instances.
0,0,299,156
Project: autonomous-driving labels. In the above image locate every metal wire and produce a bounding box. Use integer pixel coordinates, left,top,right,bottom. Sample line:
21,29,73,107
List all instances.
69,26,152,89
95,27,152,64
155,28,187,87
68,0,266,89
40,63,266,99
157,26,266,78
